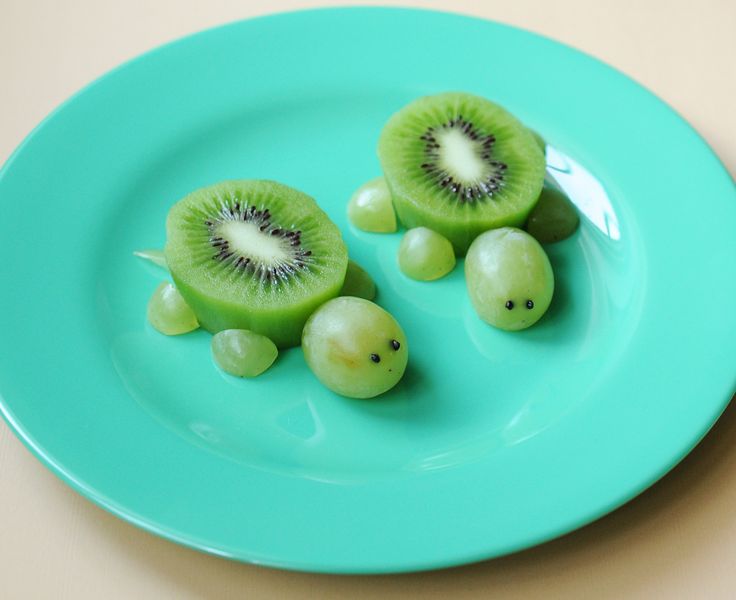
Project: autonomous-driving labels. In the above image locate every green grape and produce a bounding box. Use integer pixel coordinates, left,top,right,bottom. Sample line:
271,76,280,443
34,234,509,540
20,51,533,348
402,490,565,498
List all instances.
340,259,377,301
465,227,554,331
134,248,168,269
398,227,456,281
526,184,579,244
147,282,199,335
347,177,397,233
211,329,278,377
302,297,408,399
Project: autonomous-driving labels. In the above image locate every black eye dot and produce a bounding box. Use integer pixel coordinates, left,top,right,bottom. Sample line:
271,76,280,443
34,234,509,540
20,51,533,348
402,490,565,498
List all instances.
526,300,534,309
370,353,381,363
505,300,514,310
390,339,400,351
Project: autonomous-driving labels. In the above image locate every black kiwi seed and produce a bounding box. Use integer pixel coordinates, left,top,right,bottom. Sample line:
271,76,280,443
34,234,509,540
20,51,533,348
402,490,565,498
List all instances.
370,353,381,363
418,118,508,204
390,339,400,350
505,300,514,310
205,200,313,285
526,300,534,309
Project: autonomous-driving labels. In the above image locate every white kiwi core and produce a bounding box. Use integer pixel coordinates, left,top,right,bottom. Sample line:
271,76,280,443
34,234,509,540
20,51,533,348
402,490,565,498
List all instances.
218,221,290,266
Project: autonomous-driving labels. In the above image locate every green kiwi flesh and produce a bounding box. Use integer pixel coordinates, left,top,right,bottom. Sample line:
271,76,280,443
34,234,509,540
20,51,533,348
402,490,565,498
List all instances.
165,180,348,348
378,92,545,254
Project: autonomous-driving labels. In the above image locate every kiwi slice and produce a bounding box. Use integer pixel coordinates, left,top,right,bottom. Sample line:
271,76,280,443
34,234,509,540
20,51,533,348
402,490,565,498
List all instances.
165,180,348,348
378,92,545,254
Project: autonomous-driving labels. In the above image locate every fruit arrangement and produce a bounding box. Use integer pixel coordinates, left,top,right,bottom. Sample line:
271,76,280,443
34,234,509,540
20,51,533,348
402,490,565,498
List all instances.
139,91,579,399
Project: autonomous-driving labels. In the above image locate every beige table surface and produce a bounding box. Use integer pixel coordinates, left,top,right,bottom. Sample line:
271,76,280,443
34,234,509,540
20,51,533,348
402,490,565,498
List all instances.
1,1,734,598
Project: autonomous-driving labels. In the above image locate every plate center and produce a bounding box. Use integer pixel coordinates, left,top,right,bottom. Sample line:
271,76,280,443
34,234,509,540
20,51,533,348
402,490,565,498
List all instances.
97,93,644,482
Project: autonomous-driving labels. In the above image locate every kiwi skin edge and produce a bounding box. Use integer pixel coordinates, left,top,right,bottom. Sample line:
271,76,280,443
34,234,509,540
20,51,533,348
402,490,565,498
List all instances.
388,177,539,256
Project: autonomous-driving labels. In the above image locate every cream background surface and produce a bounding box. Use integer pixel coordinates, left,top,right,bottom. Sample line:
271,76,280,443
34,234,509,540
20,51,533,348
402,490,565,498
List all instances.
1,1,734,598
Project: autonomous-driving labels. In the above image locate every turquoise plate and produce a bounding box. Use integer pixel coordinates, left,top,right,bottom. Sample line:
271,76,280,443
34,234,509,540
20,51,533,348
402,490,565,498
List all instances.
1,8,734,574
